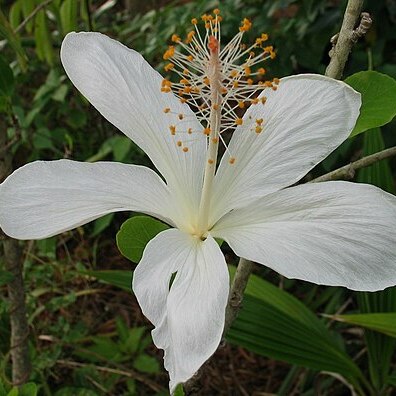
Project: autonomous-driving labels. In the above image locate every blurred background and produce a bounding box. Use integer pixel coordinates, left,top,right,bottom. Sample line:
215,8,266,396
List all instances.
0,0,396,395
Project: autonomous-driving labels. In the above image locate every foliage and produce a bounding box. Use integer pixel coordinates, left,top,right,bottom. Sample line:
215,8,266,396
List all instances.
0,0,396,395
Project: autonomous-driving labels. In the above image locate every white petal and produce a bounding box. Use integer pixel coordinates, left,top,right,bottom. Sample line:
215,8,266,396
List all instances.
60,32,206,223
212,181,396,291
0,160,173,239
132,229,229,393
210,74,361,224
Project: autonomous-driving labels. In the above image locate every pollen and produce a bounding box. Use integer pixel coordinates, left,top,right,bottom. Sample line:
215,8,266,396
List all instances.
169,125,176,135
163,107,170,113
178,114,184,120
203,127,211,136
235,118,243,126
258,67,266,75
239,18,252,32
186,55,194,61
187,128,192,134
229,157,236,164
186,31,195,44
183,147,189,152
191,18,198,25
255,126,263,134
212,104,219,110
176,140,182,147
172,35,181,44
213,8,220,15
238,101,245,108
164,63,175,72
208,159,214,164
256,118,263,125
163,46,175,60
211,137,219,144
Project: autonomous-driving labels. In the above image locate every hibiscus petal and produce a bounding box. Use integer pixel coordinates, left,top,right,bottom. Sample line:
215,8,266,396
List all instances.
211,74,361,224
0,160,173,239
60,32,206,222
212,181,396,291
132,228,229,393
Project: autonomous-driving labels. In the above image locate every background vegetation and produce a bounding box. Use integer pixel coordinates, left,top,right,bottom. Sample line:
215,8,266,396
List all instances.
0,0,396,395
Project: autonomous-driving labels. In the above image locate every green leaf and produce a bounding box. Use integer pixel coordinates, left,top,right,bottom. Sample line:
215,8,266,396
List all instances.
0,55,14,97
174,385,185,396
357,128,395,193
227,267,364,388
330,313,396,338
60,0,78,35
116,216,169,263
9,1,23,30
0,9,27,72
7,383,37,396
0,270,14,286
34,9,54,65
21,0,35,33
80,269,131,291
90,213,114,237
346,71,396,137
133,354,160,374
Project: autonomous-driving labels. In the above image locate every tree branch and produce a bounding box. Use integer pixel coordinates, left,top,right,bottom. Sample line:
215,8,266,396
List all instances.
310,146,396,183
325,0,365,79
1,120,31,385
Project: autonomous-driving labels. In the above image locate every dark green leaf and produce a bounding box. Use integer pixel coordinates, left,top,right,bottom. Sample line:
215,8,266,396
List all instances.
116,216,169,263
80,270,131,291
0,270,14,286
0,55,14,97
133,354,160,374
346,71,396,137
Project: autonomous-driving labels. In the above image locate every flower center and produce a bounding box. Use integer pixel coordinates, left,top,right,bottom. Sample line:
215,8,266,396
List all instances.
161,9,278,236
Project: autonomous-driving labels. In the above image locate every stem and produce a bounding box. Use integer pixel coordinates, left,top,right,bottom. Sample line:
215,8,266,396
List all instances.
1,120,31,385
310,146,396,183
325,0,364,79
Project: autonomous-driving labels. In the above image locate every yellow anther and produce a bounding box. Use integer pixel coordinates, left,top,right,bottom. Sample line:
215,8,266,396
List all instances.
186,31,195,44
235,118,243,125
205,22,210,29
229,157,236,164
256,118,263,125
238,101,245,108
247,78,253,85
169,125,176,135
191,86,200,93
264,80,273,87
244,66,251,76
272,86,278,91
212,104,219,110
208,159,214,164
180,98,187,103
221,87,228,94
161,79,171,87
161,87,171,93
176,140,182,147
183,147,189,152
164,63,175,72
180,78,189,85
163,107,170,113
183,68,189,75
172,34,181,43
203,127,211,136
239,18,252,32
273,77,280,85
178,114,184,120
258,67,266,75
217,15,223,22
211,137,219,144
184,86,192,94
203,77,210,85
255,126,263,134
233,81,239,88
261,33,269,41
230,70,239,78
187,55,194,61
249,51,255,57
201,14,208,21
251,98,259,105
261,97,267,104
187,128,192,134
213,8,220,15
163,46,175,60
191,18,198,25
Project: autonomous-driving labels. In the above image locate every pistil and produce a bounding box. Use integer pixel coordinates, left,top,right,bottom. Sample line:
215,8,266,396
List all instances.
197,36,222,234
